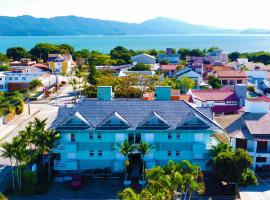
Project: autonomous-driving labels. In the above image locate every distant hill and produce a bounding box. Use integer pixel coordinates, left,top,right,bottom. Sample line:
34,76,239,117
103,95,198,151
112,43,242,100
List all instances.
0,15,268,36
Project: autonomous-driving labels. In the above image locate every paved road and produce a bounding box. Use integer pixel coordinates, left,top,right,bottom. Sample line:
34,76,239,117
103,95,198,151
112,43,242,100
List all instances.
0,84,75,165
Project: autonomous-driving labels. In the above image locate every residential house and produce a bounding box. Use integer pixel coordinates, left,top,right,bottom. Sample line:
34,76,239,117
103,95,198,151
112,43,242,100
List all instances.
131,54,156,65
188,86,246,115
158,48,180,64
51,86,222,174
161,64,178,76
172,67,202,85
206,49,229,65
215,99,270,170
216,70,248,87
48,54,74,74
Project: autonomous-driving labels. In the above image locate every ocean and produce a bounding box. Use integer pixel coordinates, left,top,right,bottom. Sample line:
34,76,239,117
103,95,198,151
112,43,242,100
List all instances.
1,34,270,53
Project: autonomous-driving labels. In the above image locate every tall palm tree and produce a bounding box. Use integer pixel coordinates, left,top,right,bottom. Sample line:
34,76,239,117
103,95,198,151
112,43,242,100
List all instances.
114,140,135,181
137,141,154,185
1,142,15,191
70,79,78,100
42,129,60,181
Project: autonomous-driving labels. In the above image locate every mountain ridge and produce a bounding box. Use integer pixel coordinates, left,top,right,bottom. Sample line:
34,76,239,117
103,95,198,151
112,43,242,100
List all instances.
0,15,268,36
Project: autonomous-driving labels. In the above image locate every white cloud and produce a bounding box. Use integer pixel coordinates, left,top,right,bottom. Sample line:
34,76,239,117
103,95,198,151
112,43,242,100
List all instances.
1,0,270,29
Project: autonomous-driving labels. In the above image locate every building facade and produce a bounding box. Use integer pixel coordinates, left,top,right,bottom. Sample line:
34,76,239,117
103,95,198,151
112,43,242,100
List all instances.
48,54,73,74
51,86,222,173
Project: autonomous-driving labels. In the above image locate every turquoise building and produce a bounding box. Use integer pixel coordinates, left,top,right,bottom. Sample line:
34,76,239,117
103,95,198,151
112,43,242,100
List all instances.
51,86,222,173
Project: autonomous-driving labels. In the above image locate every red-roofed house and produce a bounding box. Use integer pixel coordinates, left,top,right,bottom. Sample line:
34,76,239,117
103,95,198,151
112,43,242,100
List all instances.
216,70,248,86
143,90,193,102
161,64,178,76
188,87,240,115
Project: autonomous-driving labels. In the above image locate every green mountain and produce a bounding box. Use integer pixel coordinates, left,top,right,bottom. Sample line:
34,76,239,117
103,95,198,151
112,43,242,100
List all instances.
0,15,266,36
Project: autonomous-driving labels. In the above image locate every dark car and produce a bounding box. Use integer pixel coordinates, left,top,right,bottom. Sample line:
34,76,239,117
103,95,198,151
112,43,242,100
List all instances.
71,175,83,190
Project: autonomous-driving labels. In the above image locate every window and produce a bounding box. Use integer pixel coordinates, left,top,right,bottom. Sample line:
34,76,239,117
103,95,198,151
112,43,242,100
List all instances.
256,157,266,163
128,134,134,144
195,133,203,142
97,133,102,140
176,133,181,139
98,150,102,157
168,133,172,139
176,151,180,156
89,133,94,140
89,150,94,157
135,133,141,143
0,78,2,80
71,134,75,142
22,77,26,81
237,80,242,84
14,77,18,80
9,77,13,80
168,150,172,156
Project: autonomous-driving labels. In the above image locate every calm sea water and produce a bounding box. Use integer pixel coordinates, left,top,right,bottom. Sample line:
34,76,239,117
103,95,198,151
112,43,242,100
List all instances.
1,34,270,53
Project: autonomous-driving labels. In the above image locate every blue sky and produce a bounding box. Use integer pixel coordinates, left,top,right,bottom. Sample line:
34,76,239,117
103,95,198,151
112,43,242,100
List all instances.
1,0,270,29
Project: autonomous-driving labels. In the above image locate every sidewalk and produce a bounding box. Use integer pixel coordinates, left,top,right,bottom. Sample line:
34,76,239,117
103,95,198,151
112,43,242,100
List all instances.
0,106,40,141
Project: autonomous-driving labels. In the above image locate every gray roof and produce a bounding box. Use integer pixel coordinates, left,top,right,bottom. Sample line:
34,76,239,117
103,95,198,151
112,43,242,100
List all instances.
51,100,221,131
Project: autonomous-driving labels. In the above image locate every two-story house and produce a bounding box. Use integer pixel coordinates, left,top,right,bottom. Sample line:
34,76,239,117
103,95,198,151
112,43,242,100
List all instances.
51,86,222,174
215,99,270,170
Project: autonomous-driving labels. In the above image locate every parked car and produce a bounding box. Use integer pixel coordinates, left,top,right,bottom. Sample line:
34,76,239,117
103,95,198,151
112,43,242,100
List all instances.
71,175,83,190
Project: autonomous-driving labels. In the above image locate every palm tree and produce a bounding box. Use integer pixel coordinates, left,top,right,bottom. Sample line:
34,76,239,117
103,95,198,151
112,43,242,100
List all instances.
1,142,15,191
29,79,43,91
70,79,78,100
137,141,154,185
114,140,135,181
42,129,60,181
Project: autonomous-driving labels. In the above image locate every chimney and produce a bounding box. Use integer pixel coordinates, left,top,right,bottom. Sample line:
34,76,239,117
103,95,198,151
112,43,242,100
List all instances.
245,99,269,113
97,86,113,101
156,86,171,101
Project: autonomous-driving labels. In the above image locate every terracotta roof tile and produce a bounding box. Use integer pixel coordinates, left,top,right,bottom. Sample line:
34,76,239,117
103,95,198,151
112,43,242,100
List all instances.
216,70,247,78
191,87,238,101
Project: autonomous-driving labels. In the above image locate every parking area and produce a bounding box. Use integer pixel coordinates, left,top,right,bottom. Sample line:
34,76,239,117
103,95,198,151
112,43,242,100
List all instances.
8,177,124,200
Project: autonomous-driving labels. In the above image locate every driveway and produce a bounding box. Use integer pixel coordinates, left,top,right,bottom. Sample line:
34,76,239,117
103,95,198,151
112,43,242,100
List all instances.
9,177,124,200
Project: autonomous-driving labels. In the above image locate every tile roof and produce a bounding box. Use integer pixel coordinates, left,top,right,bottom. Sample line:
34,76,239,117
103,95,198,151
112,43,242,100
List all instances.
51,100,221,131
211,105,240,114
216,70,247,78
161,64,178,71
215,112,270,140
191,87,238,101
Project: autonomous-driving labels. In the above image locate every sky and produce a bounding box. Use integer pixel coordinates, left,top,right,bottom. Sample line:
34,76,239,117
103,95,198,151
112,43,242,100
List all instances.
0,0,270,29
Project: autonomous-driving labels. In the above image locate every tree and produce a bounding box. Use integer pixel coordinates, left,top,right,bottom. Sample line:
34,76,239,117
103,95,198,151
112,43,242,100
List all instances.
137,142,154,185
1,142,16,191
229,52,240,61
176,77,196,93
114,140,136,181
208,75,221,89
88,57,97,85
211,143,257,187
129,63,151,71
70,79,78,99
29,79,43,91
117,187,139,200
110,46,132,64
0,53,9,64
0,65,11,71
58,44,75,56
159,59,169,65
6,47,30,61
29,43,61,61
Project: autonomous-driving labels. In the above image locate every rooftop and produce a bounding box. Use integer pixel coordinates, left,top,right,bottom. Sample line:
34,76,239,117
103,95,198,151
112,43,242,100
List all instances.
51,100,220,131
191,87,238,101
216,70,247,78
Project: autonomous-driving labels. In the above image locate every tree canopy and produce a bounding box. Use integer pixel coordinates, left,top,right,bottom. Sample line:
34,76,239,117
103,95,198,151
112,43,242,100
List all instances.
208,75,221,89
6,47,31,61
